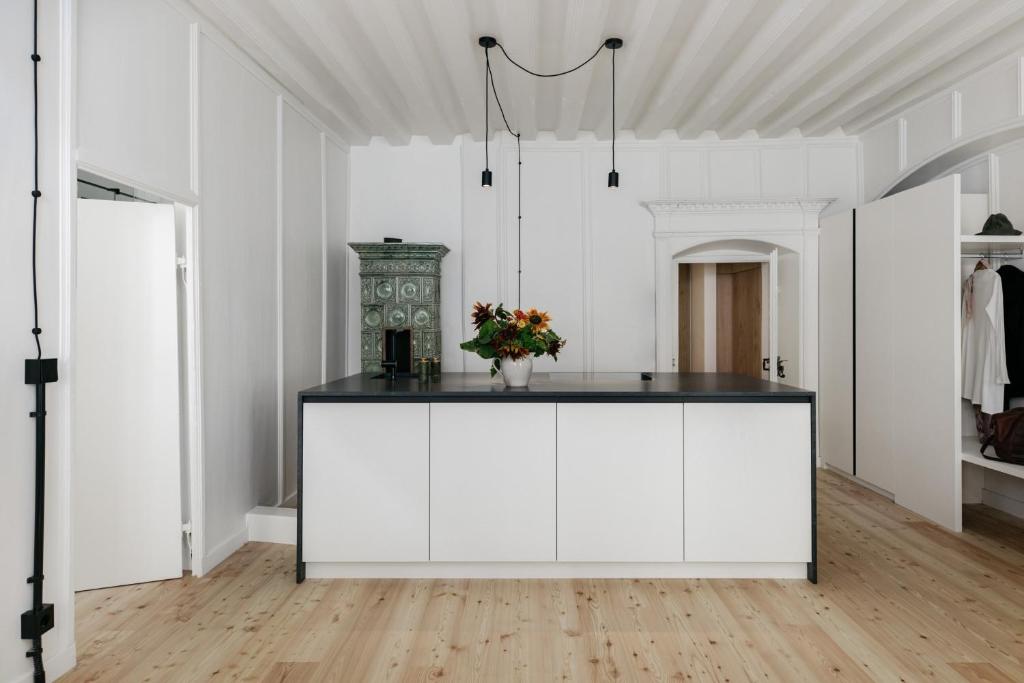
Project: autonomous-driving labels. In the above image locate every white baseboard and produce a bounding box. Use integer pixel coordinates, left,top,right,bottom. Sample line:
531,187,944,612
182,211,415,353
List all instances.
304,561,808,580
201,527,248,575
12,642,76,683
247,506,297,545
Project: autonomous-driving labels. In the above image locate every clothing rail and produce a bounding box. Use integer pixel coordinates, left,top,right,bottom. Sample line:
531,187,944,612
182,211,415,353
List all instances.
962,250,1024,259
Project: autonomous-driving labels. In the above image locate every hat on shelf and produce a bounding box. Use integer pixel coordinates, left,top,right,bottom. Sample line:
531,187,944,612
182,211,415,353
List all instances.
977,213,1021,236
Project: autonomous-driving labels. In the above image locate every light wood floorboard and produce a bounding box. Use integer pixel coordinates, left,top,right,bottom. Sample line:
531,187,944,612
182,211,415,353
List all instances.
66,470,1024,681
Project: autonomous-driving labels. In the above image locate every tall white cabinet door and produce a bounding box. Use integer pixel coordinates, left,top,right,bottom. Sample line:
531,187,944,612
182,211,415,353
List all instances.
557,403,684,562
818,210,854,475
891,175,961,531
303,403,429,562
430,403,555,561
854,195,896,493
684,403,811,563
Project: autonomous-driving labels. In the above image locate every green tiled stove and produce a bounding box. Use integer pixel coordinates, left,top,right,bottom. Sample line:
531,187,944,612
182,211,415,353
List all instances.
349,242,449,373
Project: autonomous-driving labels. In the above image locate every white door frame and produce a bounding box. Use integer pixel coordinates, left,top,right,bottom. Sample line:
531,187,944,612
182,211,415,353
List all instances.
644,199,833,390
674,252,773,378
69,170,206,577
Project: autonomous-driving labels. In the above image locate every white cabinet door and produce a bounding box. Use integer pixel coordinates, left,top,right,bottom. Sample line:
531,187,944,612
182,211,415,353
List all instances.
303,403,429,562
819,210,854,475
855,195,896,493
557,403,684,562
684,403,811,563
430,403,556,561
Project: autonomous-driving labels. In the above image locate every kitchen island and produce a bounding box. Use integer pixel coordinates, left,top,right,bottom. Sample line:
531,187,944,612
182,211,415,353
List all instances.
297,372,817,583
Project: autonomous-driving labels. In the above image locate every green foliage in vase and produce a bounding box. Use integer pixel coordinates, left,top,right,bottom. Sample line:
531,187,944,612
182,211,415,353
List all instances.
460,302,567,376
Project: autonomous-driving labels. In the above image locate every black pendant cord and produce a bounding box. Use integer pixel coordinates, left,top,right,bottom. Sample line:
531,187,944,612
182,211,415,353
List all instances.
611,47,616,172
484,48,523,308
495,40,604,78
482,36,622,305
23,1,57,681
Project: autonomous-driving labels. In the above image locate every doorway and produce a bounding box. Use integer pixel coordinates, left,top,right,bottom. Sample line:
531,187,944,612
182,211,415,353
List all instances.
678,262,766,379
72,172,199,590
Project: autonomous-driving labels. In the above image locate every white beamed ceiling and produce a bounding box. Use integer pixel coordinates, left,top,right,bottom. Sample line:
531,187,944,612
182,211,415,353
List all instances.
191,0,1024,145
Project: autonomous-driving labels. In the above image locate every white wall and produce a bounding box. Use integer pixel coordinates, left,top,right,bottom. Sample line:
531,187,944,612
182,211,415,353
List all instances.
1,1,76,680
348,136,859,375
75,0,350,569
197,33,279,552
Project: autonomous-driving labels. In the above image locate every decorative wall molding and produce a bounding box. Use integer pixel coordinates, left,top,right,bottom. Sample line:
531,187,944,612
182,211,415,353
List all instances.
864,50,1024,200
648,197,825,395
644,198,834,217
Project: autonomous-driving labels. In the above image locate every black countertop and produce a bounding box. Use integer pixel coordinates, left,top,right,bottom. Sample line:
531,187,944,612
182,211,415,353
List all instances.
299,372,814,403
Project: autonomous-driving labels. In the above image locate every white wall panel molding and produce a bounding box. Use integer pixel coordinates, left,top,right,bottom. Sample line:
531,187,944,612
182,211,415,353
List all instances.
864,51,1024,200
353,135,856,376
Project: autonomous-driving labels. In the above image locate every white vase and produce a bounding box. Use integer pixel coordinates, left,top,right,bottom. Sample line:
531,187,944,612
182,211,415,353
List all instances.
501,356,533,388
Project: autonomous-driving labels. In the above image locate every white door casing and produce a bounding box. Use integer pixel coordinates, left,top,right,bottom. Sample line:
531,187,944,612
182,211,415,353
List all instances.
645,199,832,391
74,199,183,591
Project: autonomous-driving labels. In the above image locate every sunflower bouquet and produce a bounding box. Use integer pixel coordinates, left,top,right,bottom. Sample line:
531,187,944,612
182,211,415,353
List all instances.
460,302,566,377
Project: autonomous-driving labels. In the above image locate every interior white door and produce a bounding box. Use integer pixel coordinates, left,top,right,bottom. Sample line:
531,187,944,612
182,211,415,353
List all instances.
768,249,779,382
818,211,854,474
777,249,801,386
74,199,183,591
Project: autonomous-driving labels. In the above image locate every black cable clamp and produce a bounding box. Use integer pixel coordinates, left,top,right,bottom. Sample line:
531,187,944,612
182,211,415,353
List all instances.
21,604,54,640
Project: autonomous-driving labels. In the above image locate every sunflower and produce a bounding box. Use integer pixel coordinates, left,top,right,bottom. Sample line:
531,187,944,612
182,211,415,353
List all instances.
526,308,552,331
471,301,493,329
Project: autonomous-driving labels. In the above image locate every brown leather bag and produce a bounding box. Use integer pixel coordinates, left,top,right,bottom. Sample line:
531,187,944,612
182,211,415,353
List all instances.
981,408,1024,465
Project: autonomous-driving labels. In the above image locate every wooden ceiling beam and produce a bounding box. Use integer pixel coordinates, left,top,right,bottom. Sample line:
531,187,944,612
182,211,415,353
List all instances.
200,0,368,143
677,0,830,138
420,0,487,142
591,0,692,138
633,0,755,139
268,0,407,145
717,0,903,139
803,5,1024,136
758,0,971,137
552,0,613,141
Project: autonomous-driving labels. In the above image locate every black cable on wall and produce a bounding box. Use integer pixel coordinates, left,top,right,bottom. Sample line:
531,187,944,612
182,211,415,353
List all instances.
22,1,58,681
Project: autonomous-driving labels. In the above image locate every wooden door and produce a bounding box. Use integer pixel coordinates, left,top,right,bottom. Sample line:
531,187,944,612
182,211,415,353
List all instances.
715,263,763,379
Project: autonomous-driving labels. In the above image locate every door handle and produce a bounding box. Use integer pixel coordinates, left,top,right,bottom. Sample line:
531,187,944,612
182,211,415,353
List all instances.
776,357,787,380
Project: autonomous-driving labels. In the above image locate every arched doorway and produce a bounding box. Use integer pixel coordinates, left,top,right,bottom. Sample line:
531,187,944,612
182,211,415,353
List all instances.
674,240,800,384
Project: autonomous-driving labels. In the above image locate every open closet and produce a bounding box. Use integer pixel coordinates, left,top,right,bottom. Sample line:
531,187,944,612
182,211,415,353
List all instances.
820,175,1024,531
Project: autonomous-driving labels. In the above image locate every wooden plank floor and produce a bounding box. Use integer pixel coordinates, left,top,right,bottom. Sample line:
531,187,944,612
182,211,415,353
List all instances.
67,470,1024,682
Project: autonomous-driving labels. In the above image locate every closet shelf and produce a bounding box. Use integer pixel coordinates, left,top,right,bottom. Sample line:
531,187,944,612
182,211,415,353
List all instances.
961,436,1024,479
960,235,1024,251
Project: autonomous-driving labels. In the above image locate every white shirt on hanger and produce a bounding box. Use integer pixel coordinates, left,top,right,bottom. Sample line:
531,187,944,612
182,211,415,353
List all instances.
962,267,1009,414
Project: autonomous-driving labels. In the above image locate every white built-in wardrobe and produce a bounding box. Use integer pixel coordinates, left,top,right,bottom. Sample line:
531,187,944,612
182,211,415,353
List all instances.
820,174,1024,531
